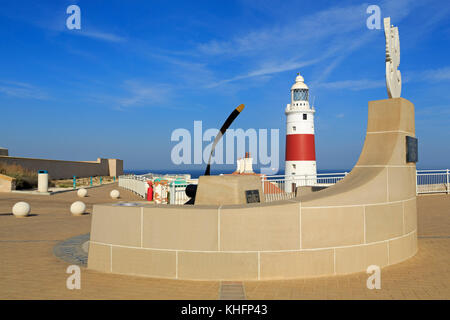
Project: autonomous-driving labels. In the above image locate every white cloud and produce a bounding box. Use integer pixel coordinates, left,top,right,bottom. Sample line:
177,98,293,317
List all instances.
193,0,428,89
206,58,322,88
195,1,417,88
315,65,450,92
0,80,49,100
197,3,368,57
317,79,385,91
83,80,174,111
422,67,450,82
117,81,173,109
74,30,126,43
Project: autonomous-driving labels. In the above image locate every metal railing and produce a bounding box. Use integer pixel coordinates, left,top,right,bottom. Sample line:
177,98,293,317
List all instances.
261,175,295,202
118,174,148,198
118,175,192,204
118,169,449,205
416,169,450,194
262,169,450,200
168,183,190,205
261,172,347,202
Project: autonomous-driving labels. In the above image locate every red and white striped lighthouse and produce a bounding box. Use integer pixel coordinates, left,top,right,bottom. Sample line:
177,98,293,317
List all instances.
285,73,317,189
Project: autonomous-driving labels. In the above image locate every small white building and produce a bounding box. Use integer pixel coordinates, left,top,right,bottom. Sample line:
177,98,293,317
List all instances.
235,152,254,174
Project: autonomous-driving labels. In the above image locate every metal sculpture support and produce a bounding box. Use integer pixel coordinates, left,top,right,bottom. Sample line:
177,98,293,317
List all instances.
185,104,245,204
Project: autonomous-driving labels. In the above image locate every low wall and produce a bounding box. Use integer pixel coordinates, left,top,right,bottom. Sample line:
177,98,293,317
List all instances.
88,98,417,280
0,156,123,180
88,196,416,280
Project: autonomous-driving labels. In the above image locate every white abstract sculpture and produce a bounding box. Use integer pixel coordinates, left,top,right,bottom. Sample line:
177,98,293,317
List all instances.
77,188,88,197
384,17,401,98
70,201,86,216
12,202,31,218
110,189,120,199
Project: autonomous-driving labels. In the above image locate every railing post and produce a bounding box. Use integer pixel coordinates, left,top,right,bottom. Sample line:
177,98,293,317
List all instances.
170,183,176,205
415,170,418,195
447,169,450,194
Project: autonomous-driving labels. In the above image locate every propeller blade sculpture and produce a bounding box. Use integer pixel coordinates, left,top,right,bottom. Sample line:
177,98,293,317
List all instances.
185,104,245,204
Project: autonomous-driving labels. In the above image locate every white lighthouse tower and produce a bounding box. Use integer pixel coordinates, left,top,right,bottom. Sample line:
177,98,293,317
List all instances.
284,73,317,191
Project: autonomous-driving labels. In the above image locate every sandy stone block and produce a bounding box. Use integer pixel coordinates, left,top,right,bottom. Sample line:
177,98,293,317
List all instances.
366,98,415,134
403,198,417,234
90,205,141,247
111,246,176,279
87,242,111,273
388,166,416,202
220,202,300,251
301,206,364,248
178,251,258,280
260,249,334,279
142,206,218,251
357,132,409,166
300,167,388,207
195,175,264,206
389,231,417,265
335,242,389,274
365,202,403,242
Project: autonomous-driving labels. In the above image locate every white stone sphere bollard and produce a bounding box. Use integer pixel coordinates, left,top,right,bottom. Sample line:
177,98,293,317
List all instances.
12,202,31,218
110,189,120,199
70,201,86,216
77,188,88,198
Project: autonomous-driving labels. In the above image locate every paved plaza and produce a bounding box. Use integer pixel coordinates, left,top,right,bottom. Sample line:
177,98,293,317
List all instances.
0,185,448,299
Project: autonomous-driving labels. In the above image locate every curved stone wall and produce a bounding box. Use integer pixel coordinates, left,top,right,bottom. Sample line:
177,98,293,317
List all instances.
88,98,417,280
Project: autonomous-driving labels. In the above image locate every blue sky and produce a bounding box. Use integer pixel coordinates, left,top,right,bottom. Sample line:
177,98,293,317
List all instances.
0,0,449,172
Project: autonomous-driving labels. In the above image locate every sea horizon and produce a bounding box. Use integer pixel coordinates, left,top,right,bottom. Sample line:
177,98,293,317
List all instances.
124,168,353,179
124,166,442,179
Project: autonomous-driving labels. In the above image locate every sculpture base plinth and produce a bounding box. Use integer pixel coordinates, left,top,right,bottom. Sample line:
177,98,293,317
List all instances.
194,175,264,206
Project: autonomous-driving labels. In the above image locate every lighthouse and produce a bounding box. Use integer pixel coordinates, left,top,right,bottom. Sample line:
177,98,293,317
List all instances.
284,73,317,191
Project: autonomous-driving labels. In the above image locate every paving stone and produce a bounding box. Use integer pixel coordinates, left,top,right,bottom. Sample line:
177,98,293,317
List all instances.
0,188,449,299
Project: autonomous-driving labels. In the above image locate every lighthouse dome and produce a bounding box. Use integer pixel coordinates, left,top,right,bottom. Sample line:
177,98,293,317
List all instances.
291,73,309,90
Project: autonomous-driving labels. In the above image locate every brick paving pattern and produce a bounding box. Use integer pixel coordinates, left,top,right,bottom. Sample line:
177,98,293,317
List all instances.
0,186,449,299
53,233,90,267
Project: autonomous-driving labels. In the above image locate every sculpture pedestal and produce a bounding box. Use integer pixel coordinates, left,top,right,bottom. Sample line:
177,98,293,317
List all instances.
195,175,264,206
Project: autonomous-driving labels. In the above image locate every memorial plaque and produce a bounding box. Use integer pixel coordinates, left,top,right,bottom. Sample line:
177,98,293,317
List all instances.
406,136,418,163
245,190,260,203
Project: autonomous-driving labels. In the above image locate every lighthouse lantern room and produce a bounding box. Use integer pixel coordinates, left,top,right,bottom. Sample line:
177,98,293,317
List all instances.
285,73,317,191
